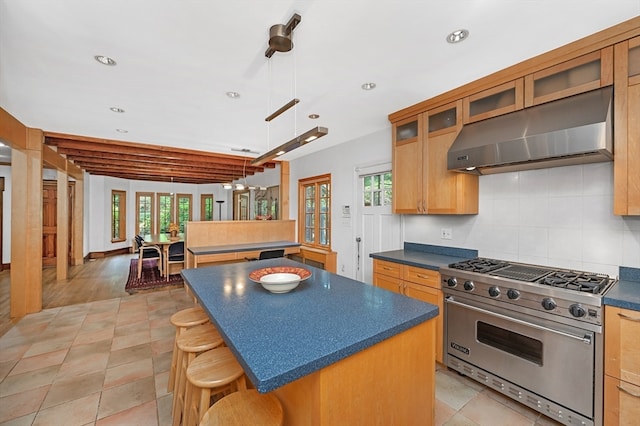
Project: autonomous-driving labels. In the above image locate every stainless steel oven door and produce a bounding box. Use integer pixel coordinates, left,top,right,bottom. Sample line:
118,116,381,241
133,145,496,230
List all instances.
444,294,595,419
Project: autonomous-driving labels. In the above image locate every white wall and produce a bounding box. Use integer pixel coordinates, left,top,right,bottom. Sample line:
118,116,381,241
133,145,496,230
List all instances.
289,128,392,278
402,162,640,277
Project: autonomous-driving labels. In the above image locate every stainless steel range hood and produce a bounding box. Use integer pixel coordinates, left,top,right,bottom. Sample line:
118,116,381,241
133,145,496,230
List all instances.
447,86,613,175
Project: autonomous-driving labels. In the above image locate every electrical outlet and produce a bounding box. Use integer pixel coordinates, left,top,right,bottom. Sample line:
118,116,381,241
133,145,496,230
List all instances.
441,228,453,240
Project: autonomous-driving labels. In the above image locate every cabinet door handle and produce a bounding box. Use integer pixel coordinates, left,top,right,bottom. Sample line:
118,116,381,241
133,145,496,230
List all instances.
618,313,640,322
382,266,392,271
416,274,430,279
617,385,640,398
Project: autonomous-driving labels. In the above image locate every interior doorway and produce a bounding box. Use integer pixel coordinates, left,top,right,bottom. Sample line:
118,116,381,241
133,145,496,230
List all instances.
233,190,250,220
42,180,75,267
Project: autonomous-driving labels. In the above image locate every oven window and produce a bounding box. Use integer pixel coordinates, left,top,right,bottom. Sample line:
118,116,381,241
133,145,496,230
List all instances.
477,321,543,366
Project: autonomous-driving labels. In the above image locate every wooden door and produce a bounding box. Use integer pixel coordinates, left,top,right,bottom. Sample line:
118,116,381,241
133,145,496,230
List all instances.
42,180,75,266
42,182,57,266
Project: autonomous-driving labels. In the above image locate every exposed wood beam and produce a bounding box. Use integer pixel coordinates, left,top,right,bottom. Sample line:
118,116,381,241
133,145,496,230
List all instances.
44,132,278,184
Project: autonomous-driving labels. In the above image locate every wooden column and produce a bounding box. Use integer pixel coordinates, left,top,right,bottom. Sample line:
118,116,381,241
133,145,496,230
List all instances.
10,128,44,317
72,178,84,265
56,170,69,279
279,161,290,220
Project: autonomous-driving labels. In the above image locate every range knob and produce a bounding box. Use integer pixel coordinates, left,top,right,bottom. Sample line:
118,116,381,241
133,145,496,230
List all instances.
542,298,557,311
446,277,458,287
569,304,586,318
488,286,500,298
507,289,520,300
463,281,475,291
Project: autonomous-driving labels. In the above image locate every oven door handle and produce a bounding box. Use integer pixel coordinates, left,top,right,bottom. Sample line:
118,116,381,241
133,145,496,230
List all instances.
445,296,593,345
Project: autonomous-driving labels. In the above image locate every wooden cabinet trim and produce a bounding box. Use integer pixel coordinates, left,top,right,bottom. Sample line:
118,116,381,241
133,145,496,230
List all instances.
389,17,640,123
426,100,461,137
605,306,640,386
463,79,524,124
403,265,440,288
373,259,402,279
373,261,444,363
525,49,611,107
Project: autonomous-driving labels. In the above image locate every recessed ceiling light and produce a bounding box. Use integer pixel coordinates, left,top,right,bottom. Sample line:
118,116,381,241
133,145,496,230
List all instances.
116,128,128,133
446,29,469,44
308,114,320,119
361,82,376,90
110,107,125,113
94,55,116,66
226,91,240,99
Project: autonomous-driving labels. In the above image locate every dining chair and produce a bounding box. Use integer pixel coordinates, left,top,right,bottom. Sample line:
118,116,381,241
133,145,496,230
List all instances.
246,249,285,262
166,241,185,281
135,235,163,278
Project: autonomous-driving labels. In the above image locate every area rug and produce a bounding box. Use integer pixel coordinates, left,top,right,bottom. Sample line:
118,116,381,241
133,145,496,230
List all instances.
125,259,183,294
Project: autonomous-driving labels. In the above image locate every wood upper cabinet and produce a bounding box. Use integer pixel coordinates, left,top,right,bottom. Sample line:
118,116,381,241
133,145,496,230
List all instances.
392,101,478,215
614,36,640,216
463,79,524,124
604,306,640,424
373,259,444,363
524,47,613,107
425,101,478,214
392,115,425,214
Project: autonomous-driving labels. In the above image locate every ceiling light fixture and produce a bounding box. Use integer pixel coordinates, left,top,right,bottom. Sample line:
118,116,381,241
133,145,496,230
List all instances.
308,114,319,119
265,98,300,122
265,13,301,58
115,128,128,133
110,107,125,113
94,55,116,66
226,91,240,99
254,13,329,166
361,82,376,90
251,126,328,166
447,29,469,44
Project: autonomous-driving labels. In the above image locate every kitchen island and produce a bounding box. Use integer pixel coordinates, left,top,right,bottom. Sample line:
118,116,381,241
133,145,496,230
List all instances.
181,258,439,425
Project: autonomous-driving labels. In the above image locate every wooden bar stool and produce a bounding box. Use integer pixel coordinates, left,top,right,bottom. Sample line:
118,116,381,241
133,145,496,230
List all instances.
183,347,247,426
168,307,211,392
173,323,224,426
200,390,283,426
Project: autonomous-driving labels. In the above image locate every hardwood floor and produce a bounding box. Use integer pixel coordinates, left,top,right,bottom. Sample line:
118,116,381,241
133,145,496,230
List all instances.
0,254,139,337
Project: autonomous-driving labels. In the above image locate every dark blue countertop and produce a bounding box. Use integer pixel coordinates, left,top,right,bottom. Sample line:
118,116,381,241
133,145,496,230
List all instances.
603,266,640,311
188,240,300,255
370,242,477,270
181,258,439,393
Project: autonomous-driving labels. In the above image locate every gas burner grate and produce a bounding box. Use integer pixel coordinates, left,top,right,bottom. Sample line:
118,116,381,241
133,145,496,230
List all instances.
448,258,508,273
537,271,611,294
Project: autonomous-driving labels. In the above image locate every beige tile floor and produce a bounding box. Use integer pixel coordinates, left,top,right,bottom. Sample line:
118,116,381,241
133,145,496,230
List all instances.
0,288,561,426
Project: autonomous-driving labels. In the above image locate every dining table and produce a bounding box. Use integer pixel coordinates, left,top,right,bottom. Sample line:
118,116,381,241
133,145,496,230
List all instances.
142,233,184,276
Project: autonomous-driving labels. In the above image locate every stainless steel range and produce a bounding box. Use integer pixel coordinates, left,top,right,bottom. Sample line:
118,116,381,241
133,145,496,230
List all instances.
440,258,616,426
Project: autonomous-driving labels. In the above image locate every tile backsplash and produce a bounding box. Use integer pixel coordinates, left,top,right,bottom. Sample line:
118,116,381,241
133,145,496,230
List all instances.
403,162,640,277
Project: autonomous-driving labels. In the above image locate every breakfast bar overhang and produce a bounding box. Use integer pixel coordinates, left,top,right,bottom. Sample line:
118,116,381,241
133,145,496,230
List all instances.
182,258,438,425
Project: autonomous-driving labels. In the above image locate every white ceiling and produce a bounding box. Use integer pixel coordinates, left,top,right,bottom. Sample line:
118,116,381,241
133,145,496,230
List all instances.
1,1,638,162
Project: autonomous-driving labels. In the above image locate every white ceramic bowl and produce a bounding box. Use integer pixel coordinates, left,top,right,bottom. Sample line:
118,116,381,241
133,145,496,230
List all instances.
259,273,301,293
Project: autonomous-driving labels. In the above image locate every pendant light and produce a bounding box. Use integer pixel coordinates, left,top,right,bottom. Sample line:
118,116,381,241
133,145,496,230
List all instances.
251,13,328,166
